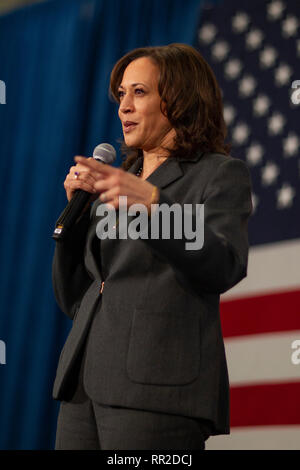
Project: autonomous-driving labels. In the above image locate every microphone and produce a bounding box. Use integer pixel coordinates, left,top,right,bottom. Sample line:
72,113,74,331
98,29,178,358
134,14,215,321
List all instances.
52,143,116,241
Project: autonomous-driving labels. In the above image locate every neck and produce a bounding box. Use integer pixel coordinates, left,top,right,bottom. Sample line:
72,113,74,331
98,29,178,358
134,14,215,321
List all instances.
143,151,169,165
140,128,176,179
140,152,168,180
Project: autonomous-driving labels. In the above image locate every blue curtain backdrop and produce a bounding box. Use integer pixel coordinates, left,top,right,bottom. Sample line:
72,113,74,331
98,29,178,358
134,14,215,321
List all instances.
0,0,209,450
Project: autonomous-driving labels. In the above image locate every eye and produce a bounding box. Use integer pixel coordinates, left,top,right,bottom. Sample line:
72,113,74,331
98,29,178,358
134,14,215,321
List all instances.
118,90,125,99
135,88,145,95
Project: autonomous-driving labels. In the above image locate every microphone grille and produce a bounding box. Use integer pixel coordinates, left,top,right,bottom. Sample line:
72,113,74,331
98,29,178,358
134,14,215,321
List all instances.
93,143,116,164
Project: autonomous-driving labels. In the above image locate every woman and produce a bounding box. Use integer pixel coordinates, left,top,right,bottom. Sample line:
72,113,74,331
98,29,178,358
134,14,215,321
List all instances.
52,44,252,450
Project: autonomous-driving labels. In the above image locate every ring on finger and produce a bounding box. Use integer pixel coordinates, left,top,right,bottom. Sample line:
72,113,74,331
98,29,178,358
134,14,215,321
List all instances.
100,192,107,202
74,171,79,179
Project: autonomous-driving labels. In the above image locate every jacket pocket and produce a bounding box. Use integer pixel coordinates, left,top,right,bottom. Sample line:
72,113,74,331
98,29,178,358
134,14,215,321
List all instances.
126,308,200,385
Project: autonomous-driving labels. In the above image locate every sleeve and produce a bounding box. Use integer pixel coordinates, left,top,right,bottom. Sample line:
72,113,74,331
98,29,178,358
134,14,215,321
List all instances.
52,210,93,319
143,158,253,294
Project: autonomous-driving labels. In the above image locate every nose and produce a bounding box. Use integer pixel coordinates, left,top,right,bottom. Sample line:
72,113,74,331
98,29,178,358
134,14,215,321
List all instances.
119,93,134,114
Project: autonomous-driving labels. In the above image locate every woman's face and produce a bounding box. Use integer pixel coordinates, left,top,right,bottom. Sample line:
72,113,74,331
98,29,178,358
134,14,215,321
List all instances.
118,57,174,153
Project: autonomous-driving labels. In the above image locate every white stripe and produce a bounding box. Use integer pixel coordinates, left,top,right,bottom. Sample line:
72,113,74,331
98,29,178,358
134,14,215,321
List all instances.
224,331,300,385
221,238,300,299
206,426,300,450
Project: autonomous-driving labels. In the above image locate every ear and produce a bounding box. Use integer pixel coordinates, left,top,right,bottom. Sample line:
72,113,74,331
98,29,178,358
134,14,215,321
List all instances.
160,99,168,117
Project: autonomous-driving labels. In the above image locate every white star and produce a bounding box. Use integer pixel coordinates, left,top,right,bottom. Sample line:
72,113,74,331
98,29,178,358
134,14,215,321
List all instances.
198,23,217,44
277,183,296,209
232,12,250,33
283,132,299,157
239,75,257,98
274,63,293,86
211,41,230,62
246,142,264,166
259,46,278,68
253,94,271,117
268,112,286,135
251,192,259,213
282,15,299,38
245,29,264,50
261,161,280,186
224,58,243,80
267,0,286,21
232,123,250,145
223,104,236,126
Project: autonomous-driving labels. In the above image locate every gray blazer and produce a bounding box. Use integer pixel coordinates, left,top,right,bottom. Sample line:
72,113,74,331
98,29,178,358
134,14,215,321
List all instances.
52,150,252,435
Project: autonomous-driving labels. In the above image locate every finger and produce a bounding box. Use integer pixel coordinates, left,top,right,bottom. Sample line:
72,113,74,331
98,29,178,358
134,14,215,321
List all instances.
74,156,119,176
66,171,98,187
71,164,95,175
74,160,104,172
71,164,103,181
93,177,116,193
101,195,120,210
65,180,97,194
99,186,120,205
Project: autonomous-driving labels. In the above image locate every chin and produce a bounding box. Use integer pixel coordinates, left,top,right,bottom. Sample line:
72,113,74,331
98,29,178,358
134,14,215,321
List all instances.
124,137,140,148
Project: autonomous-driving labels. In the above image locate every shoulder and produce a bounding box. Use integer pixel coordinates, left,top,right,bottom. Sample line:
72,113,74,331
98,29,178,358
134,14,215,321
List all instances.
179,150,250,180
177,151,252,205
202,152,250,175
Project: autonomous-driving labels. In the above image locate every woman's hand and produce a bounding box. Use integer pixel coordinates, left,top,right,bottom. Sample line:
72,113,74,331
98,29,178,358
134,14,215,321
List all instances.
74,156,159,212
64,157,102,202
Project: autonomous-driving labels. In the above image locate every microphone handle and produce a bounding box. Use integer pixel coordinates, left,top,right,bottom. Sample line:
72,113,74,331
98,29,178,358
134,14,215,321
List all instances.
52,189,91,241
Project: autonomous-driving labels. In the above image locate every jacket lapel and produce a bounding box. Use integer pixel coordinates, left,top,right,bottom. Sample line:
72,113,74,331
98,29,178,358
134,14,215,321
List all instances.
128,154,183,188
127,150,205,188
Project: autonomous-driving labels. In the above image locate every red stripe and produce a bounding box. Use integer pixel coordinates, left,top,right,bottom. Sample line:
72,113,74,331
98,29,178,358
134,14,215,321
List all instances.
220,288,300,338
230,382,300,427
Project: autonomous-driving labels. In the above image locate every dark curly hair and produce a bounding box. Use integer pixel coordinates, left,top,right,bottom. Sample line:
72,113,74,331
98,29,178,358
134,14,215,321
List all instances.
109,43,231,170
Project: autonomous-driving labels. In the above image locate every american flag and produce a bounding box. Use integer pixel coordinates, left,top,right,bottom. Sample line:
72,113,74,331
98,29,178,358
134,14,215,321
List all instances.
195,0,300,449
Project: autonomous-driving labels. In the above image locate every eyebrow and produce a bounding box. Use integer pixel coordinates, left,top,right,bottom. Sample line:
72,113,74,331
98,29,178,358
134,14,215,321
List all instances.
118,83,147,89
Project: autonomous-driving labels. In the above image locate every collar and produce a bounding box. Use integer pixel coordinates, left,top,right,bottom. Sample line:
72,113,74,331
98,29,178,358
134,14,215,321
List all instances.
128,149,205,188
